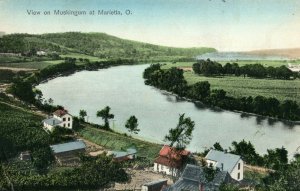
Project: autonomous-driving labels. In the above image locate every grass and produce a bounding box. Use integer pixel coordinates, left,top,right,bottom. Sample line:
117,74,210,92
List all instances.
77,125,162,161
162,60,300,69
162,62,300,104
0,60,64,69
184,72,300,104
60,53,106,62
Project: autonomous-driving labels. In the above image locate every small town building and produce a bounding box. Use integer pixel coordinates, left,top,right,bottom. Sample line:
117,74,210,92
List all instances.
165,164,237,191
205,150,244,181
142,179,168,191
107,147,137,162
50,140,86,165
19,151,31,161
42,109,73,131
154,145,190,176
36,50,47,56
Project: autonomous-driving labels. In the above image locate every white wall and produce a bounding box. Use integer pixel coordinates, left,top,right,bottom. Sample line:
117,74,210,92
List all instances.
54,114,73,129
205,159,244,181
230,159,244,181
153,163,177,176
43,122,54,132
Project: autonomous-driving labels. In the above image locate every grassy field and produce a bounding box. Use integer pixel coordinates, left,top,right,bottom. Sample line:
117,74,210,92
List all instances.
162,60,300,69
0,60,63,69
60,53,106,62
185,72,300,103
77,125,162,161
162,62,300,104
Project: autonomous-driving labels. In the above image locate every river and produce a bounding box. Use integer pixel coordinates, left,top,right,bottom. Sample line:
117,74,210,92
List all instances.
37,64,300,157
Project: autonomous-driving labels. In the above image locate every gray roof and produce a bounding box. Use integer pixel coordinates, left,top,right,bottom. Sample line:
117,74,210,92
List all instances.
143,179,168,186
167,164,234,191
205,150,241,173
109,147,137,158
50,140,86,154
42,117,62,126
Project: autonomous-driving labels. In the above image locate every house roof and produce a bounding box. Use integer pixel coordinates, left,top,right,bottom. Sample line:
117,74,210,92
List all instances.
143,179,168,187
53,109,70,117
159,145,190,160
167,164,236,191
108,147,137,159
42,117,62,126
154,156,182,168
50,140,86,154
205,150,241,173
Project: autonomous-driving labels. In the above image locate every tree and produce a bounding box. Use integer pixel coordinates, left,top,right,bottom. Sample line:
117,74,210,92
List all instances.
79,109,87,122
188,81,210,100
96,106,114,129
213,142,224,151
164,114,195,150
125,115,140,135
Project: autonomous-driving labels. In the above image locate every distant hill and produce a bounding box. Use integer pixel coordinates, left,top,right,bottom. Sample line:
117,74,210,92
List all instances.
0,32,216,61
247,48,300,59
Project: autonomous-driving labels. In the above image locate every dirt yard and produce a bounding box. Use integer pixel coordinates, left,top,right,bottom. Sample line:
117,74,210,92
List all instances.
113,169,173,190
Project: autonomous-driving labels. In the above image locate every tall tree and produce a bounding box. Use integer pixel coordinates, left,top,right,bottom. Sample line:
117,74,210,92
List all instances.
79,109,87,122
125,115,140,135
164,114,195,150
96,106,114,129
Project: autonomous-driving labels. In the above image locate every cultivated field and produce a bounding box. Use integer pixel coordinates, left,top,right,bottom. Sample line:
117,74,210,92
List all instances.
77,125,162,161
162,62,300,104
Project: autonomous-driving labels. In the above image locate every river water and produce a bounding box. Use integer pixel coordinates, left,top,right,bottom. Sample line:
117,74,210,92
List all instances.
37,64,300,157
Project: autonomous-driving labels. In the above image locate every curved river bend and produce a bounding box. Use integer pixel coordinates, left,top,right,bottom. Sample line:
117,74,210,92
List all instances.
37,64,300,157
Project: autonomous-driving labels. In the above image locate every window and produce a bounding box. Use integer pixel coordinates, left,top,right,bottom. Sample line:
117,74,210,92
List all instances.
68,117,70,121
63,124,66,127
68,123,70,127
238,163,240,170
63,118,66,121
238,172,240,180
161,165,164,170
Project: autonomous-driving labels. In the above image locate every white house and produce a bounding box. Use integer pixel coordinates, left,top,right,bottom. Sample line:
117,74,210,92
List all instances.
42,109,73,131
205,150,244,181
36,50,47,56
153,145,190,176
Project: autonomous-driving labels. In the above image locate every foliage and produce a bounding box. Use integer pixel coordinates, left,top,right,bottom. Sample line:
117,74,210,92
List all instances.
230,140,264,166
96,106,114,130
79,109,87,122
125,115,140,135
2,154,128,190
0,103,48,158
8,78,36,103
143,65,300,120
0,32,215,62
263,159,300,191
164,114,195,149
193,60,296,80
77,125,161,161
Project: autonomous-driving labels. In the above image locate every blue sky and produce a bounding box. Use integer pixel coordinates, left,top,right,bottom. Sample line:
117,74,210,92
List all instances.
0,0,299,51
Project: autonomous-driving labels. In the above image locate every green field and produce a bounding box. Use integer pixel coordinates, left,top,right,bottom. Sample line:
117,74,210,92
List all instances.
0,60,63,69
162,62,300,104
162,60,300,69
60,53,107,62
78,125,161,161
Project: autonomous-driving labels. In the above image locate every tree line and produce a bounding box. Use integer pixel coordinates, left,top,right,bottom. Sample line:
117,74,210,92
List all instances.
193,59,298,79
143,64,300,121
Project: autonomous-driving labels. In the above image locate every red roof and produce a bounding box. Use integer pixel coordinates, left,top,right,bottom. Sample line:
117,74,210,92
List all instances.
53,109,68,117
159,145,190,160
154,145,190,168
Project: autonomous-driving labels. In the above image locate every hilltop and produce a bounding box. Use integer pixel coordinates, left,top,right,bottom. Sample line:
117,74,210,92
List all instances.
0,32,216,62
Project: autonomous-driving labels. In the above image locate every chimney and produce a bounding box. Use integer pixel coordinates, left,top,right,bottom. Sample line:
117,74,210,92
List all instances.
53,120,55,125
221,163,224,171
